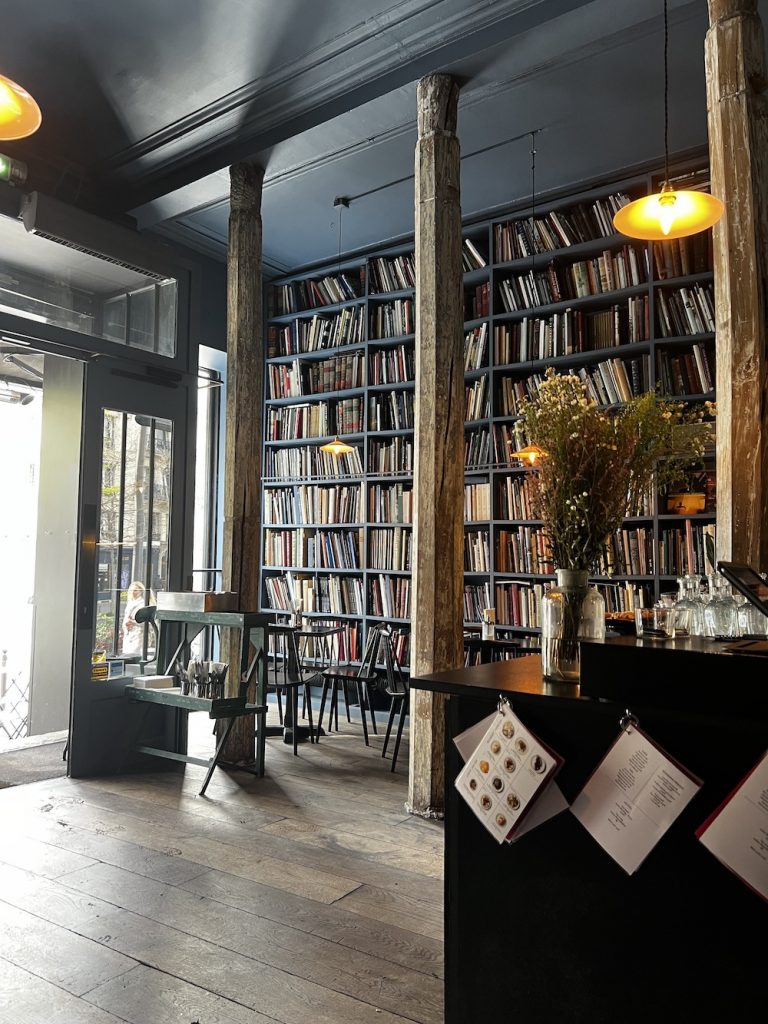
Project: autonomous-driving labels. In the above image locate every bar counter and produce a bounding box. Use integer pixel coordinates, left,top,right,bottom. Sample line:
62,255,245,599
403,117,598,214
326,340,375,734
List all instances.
412,638,766,1023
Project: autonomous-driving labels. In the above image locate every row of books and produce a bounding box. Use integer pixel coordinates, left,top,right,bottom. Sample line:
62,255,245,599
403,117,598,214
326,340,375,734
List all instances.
497,355,650,417
263,484,362,525
496,526,553,575
369,253,415,293
267,350,365,399
369,483,413,523
466,281,491,319
494,581,544,628
599,582,653,613
465,323,489,371
369,343,415,385
465,529,491,572
263,528,363,570
368,575,411,619
497,474,538,521
267,307,366,356
269,271,364,316
464,581,492,623
369,527,412,571
266,398,363,440
369,390,414,432
465,482,491,521
493,192,632,263
656,344,714,396
264,445,364,480
465,427,491,469
370,299,414,338
497,248,643,313
494,297,649,364
652,235,712,279
656,284,715,337
567,245,646,296
369,437,413,475
465,376,489,422
595,528,654,577
658,524,714,576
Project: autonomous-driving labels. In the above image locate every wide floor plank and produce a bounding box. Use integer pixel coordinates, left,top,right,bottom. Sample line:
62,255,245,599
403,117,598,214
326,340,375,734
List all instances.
0,957,127,1024
63,861,442,1024
0,900,134,997
0,718,443,1024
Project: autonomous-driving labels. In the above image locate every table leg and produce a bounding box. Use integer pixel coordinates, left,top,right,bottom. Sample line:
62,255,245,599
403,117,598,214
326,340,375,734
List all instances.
253,627,267,776
199,714,238,796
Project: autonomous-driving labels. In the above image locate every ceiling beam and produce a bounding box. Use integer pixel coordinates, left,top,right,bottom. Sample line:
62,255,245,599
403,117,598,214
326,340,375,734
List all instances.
127,0,594,228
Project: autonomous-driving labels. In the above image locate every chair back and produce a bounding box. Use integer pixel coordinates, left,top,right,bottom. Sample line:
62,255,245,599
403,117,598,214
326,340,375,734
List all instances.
267,624,303,687
375,624,408,697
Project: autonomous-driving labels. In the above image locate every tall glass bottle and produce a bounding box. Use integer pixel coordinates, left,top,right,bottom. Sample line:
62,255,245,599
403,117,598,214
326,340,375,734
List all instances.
703,575,739,638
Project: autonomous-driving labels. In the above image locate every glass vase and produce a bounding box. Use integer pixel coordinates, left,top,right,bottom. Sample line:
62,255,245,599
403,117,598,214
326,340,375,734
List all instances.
541,569,605,683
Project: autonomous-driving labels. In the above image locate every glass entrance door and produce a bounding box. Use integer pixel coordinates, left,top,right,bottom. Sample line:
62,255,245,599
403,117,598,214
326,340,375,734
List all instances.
69,358,193,777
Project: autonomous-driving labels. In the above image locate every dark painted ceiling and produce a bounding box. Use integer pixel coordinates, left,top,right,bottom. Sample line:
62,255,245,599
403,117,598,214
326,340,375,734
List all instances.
1,0,760,276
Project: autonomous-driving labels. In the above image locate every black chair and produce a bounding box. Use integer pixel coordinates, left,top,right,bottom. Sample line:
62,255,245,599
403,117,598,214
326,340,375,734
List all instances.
318,622,384,745
379,625,409,772
267,624,318,755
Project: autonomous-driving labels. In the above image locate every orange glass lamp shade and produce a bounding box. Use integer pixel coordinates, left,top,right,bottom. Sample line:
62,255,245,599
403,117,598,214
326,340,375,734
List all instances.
0,74,41,141
319,436,355,456
613,184,724,241
511,444,546,466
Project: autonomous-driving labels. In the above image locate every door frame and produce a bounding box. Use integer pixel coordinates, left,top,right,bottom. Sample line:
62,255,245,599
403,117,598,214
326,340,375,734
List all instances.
68,355,197,777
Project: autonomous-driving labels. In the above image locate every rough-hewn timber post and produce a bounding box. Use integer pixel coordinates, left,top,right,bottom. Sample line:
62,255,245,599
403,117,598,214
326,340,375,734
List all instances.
219,161,265,762
408,75,463,818
706,0,768,570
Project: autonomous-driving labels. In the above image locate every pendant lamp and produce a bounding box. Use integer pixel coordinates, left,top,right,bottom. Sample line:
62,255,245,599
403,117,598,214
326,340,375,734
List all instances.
319,197,356,459
319,436,355,456
0,74,42,141
510,444,546,467
613,0,723,241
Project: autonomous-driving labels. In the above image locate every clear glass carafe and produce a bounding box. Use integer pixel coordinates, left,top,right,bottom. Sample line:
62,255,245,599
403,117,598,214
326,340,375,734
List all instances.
541,569,605,683
736,594,768,637
703,575,740,639
675,575,703,637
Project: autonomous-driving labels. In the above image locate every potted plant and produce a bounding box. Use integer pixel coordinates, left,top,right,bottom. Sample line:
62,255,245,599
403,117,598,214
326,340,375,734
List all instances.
516,370,713,682
665,467,709,514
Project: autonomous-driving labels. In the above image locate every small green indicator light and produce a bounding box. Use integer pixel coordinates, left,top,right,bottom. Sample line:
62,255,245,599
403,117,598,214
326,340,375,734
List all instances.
0,155,9,181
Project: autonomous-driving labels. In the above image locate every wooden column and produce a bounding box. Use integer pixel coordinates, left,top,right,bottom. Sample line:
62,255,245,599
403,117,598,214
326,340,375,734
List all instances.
408,75,463,818
219,161,265,762
706,0,768,570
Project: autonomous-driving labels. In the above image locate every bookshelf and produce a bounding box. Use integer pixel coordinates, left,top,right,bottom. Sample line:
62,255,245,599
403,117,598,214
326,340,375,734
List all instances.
261,160,716,665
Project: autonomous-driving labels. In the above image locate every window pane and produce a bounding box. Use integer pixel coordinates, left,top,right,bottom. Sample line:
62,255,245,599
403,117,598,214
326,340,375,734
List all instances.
94,409,173,672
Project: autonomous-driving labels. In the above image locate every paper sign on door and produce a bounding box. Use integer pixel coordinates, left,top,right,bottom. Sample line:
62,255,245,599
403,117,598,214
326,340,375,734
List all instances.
571,724,702,874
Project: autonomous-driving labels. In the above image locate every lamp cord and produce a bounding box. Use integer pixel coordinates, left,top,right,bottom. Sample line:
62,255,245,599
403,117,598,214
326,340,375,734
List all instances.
663,0,669,185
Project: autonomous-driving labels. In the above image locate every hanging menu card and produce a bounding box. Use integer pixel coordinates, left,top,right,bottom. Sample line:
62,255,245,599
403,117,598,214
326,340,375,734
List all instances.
455,704,563,844
571,724,701,874
697,750,768,902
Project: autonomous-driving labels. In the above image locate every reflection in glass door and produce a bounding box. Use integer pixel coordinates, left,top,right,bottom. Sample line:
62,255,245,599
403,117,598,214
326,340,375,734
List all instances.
94,410,173,666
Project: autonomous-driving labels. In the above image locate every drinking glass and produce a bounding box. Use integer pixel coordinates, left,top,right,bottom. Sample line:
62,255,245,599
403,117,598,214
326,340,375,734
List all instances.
635,607,676,639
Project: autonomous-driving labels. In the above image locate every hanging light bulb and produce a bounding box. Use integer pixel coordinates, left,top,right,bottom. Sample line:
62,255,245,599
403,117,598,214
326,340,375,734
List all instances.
0,74,42,141
613,1,724,241
319,436,355,456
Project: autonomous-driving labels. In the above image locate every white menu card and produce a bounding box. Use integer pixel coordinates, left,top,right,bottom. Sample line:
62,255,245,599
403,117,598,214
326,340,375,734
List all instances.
571,724,701,874
697,750,768,902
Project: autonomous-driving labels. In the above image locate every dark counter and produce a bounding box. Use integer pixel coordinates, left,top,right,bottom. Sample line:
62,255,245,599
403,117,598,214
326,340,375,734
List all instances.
412,640,766,1024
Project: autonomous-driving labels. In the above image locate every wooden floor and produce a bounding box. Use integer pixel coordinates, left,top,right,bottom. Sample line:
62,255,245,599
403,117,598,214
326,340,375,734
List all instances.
0,709,444,1024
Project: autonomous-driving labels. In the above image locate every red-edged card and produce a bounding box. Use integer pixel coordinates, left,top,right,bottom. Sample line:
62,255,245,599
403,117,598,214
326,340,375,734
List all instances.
697,750,768,903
